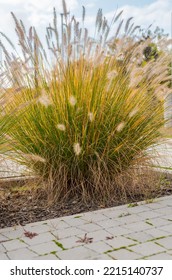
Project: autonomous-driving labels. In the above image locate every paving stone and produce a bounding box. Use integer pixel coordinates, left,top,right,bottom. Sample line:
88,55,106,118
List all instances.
25,220,49,227
108,249,142,260
145,253,172,260
33,254,59,260
154,207,172,215
47,219,70,230
160,224,172,234
52,227,85,239
124,232,153,243
57,246,97,260
125,205,151,214
95,218,122,228
0,253,9,260
0,226,16,234
150,218,171,227
157,196,172,201
78,223,102,232
158,200,172,207
0,244,6,253
123,221,154,232
94,207,127,216
0,234,9,242
2,228,24,239
116,214,142,224
88,254,113,260
156,236,172,250
85,241,112,254
131,242,165,257
2,239,27,251
164,214,172,221
146,228,171,238
146,203,165,210
103,209,129,219
7,248,38,260
21,232,55,246
30,241,61,255
65,218,88,227
138,211,163,219
57,236,80,249
81,213,107,222
24,224,50,234
106,226,133,236
168,250,172,255
105,236,136,249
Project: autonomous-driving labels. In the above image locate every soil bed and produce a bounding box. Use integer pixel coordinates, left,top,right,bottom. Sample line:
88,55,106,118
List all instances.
0,174,172,229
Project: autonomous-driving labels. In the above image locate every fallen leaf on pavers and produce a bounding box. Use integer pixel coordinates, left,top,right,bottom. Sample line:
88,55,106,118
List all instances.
76,233,93,244
106,236,114,240
23,229,38,239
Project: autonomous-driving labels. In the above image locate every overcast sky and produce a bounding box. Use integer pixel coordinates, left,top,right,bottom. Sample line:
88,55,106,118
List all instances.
0,0,171,47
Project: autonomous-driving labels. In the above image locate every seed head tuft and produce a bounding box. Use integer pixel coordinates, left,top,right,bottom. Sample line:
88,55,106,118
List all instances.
116,121,125,132
69,95,77,106
88,112,94,122
37,90,52,107
73,143,82,156
57,124,66,131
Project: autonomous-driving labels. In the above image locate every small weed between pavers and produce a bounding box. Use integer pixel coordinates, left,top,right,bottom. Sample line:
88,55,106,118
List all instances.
145,198,155,204
74,216,82,219
145,220,154,226
53,240,66,250
127,203,138,208
118,212,131,218
154,241,166,248
142,250,167,259
76,233,93,244
18,238,26,244
104,246,134,254
125,236,138,242
168,219,172,222
147,236,166,242
50,251,58,255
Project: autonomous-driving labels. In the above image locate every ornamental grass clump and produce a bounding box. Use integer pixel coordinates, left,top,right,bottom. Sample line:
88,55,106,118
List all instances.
0,1,170,203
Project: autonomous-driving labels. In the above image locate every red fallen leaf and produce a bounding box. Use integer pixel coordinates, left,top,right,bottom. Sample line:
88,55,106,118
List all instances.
106,236,114,240
76,233,93,244
24,229,38,239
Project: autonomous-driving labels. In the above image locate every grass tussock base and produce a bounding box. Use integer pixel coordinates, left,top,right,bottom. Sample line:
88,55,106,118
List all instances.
0,167,171,228
15,165,170,206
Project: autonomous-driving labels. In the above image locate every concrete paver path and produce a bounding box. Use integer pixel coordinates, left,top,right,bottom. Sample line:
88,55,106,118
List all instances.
0,195,172,260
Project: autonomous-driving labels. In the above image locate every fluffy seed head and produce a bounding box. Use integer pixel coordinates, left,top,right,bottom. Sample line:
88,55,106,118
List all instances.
128,108,138,118
73,143,82,156
57,124,66,131
116,121,125,132
107,70,118,80
37,90,52,107
69,95,77,106
88,112,94,122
